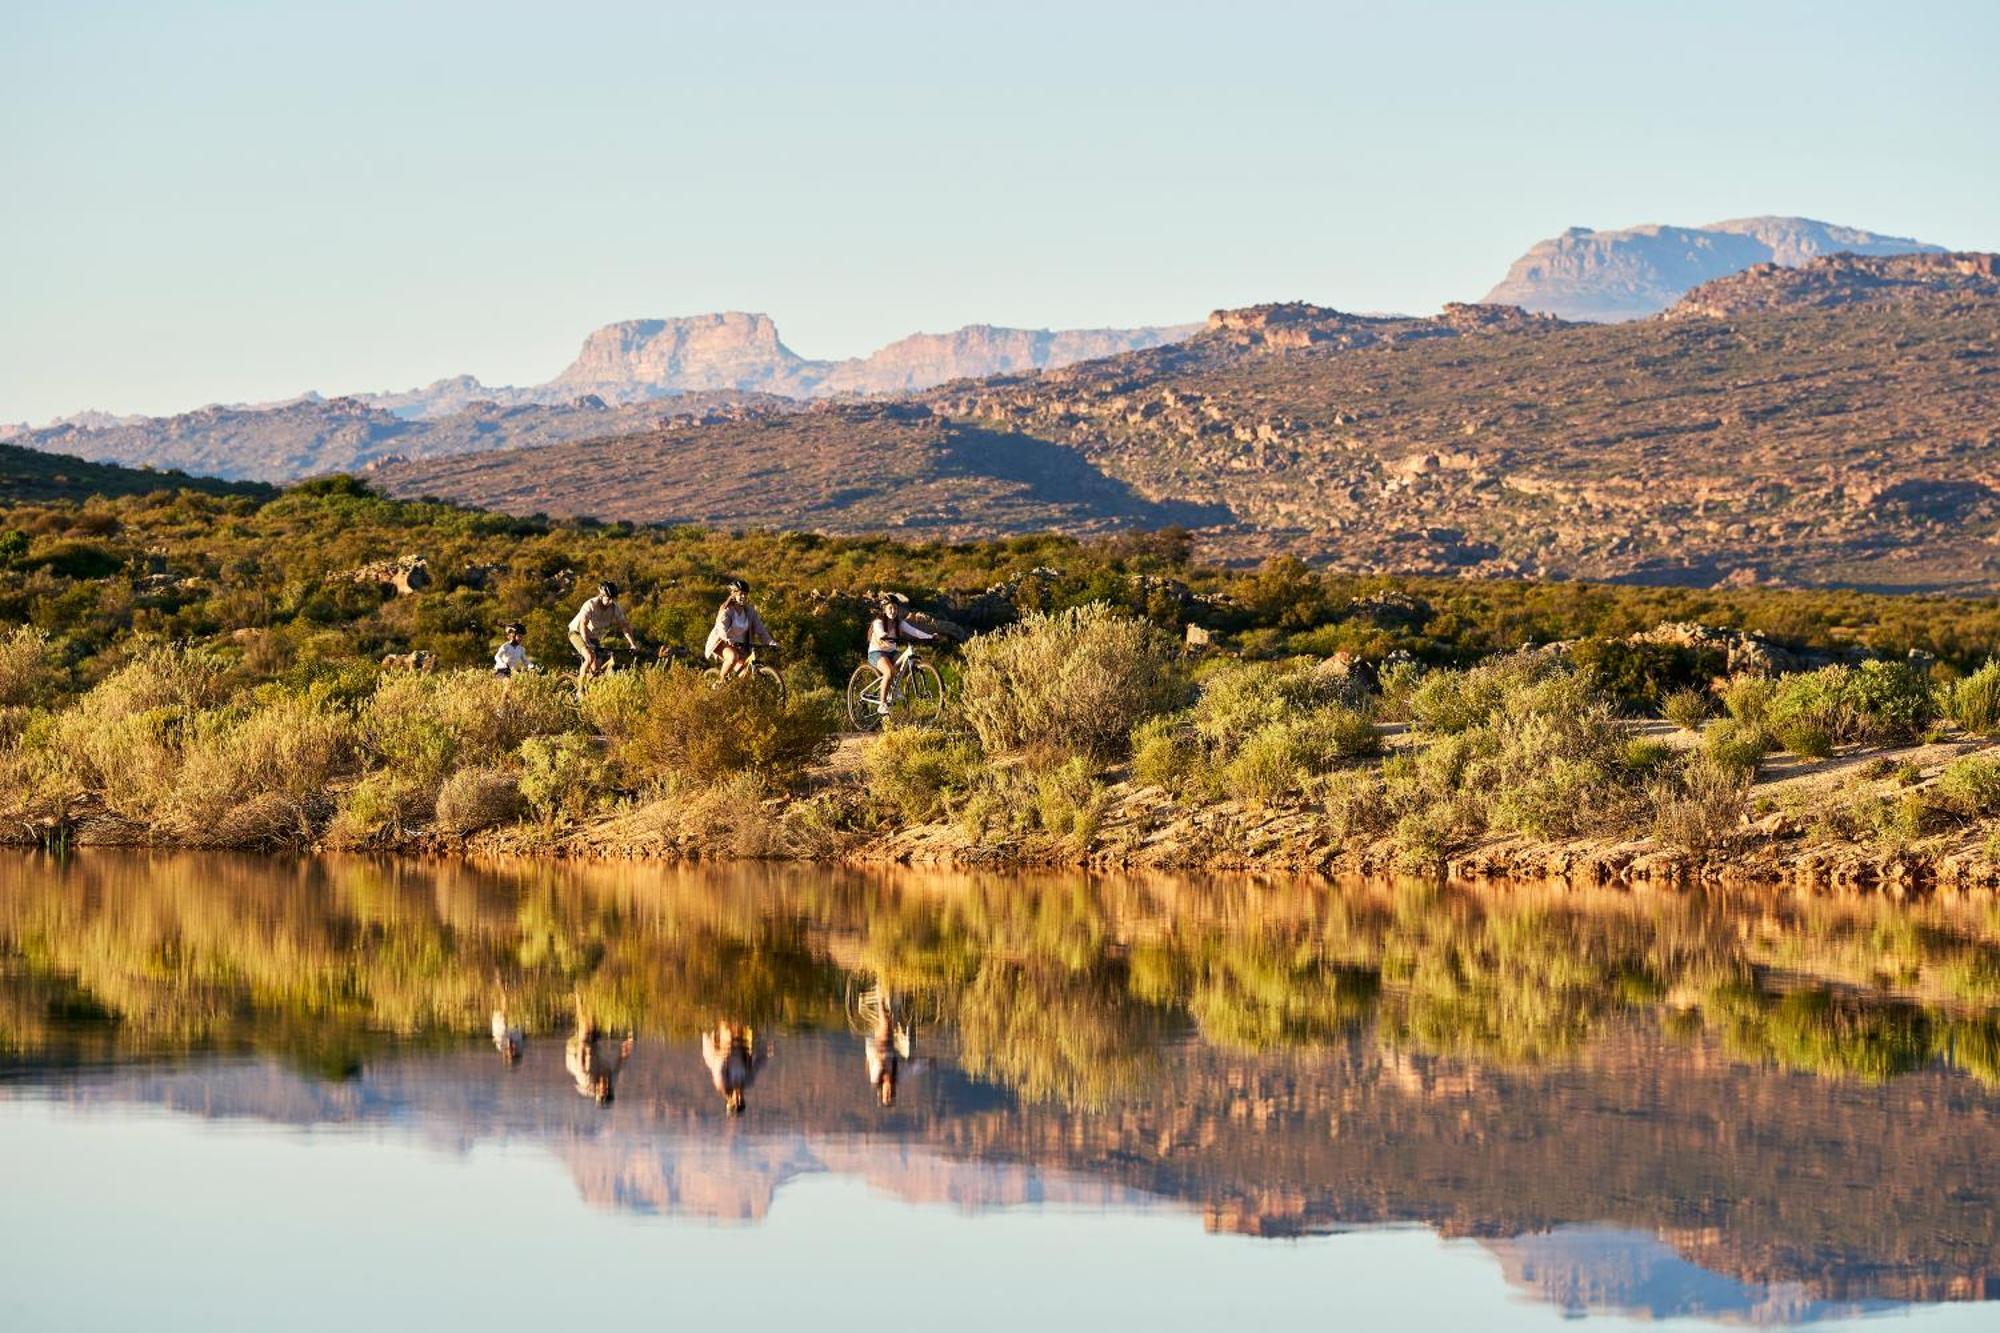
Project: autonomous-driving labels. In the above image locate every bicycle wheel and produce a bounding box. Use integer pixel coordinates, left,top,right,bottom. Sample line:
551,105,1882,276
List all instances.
847,665,885,731
751,664,787,705
904,662,944,722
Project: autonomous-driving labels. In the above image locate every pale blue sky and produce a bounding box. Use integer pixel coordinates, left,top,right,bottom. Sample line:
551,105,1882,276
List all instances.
4,0,1996,423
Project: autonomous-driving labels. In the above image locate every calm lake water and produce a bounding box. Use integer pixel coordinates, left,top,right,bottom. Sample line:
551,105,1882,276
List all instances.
2,852,1997,1331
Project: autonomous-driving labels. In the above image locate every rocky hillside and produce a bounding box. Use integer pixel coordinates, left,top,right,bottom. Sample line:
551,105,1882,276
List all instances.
1482,216,1943,321
369,399,1229,537
1668,250,2000,319
373,253,2000,593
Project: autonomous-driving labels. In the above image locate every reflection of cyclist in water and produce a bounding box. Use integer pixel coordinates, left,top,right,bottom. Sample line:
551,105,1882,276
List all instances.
701,1021,768,1115
856,985,913,1106
566,1000,634,1105
491,1009,525,1065
865,1000,913,1107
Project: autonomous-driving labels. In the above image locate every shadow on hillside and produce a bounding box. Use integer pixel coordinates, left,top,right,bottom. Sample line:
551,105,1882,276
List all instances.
937,425,1235,528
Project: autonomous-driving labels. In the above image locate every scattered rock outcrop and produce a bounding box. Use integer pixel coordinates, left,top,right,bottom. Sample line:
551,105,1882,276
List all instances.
349,555,430,596
1666,251,2000,320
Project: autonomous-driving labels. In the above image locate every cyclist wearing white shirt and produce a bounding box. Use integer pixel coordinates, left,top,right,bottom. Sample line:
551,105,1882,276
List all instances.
866,595,934,715
492,623,533,678
703,578,776,680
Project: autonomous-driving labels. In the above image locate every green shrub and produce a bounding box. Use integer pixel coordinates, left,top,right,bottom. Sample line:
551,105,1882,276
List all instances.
959,603,1185,762
1774,716,1836,759
325,770,428,847
435,766,525,834
1650,755,1748,854
1225,723,1315,806
1188,658,1352,752
0,626,53,707
603,666,837,789
363,670,579,791
1703,718,1773,776
1321,768,1391,845
1661,687,1711,732
1719,676,1775,729
1947,662,2000,735
517,734,600,824
1406,651,1564,735
163,693,358,844
1570,638,1724,711
1622,738,1675,773
1224,711,1380,806
1130,715,1205,796
862,725,982,824
1031,757,1110,849
1935,756,2000,818
1766,661,1936,754
1842,659,1938,743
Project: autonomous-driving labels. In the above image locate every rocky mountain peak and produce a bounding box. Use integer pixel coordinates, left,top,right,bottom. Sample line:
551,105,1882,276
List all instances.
1483,216,1944,322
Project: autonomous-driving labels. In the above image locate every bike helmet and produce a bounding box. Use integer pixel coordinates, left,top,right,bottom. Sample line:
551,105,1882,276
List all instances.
597,581,620,598
727,578,749,594
504,622,524,635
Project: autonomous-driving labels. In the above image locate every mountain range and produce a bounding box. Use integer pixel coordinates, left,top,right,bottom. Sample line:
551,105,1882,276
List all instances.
1481,215,1943,321
368,251,2000,592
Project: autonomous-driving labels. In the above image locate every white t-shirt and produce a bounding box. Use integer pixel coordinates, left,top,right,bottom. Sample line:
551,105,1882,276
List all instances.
494,641,531,672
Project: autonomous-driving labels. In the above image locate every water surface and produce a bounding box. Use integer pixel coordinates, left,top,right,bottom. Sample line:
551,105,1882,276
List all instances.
2,852,1996,1330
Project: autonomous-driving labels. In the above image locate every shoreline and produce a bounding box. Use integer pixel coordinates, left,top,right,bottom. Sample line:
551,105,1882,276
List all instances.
18,770,1999,900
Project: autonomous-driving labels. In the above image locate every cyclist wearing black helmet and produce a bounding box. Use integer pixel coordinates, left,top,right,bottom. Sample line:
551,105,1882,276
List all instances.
568,581,637,690
704,577,776,681
866,593,935,715
492,622,534,678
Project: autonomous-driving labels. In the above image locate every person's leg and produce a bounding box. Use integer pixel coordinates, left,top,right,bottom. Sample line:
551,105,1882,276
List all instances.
870,651,895,713
571,632,599,691
719,642,746,679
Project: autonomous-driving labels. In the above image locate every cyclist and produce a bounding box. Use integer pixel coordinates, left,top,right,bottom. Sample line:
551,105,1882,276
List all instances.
703,578,776,680
492,622,534,678
568,581,639,689
866,594,935,715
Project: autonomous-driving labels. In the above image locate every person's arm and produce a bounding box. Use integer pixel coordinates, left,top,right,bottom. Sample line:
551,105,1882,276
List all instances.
750,608,775,646
616,602,638,647
902,620,937,641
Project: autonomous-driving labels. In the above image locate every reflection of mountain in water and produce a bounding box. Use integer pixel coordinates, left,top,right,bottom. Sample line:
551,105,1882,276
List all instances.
1484,1227,1903,1326
13,1024,1998,1321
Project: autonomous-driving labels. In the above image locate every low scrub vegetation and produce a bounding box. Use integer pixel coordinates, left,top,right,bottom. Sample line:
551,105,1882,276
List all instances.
1131,657,1377,807
959,603,1185,762
4,479,2000,868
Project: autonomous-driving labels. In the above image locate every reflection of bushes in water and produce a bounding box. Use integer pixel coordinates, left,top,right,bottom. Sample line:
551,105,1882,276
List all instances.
1938,1016,2000,1086
954,961,1175,1109
1185,938,1379,1051
1706,984,1931,1083
0,855,845,1050
1375,886,1688,1065
7,854,2000,1091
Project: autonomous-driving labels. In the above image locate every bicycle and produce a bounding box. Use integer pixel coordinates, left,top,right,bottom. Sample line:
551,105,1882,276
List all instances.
847,644,943,731
704,644,786,704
